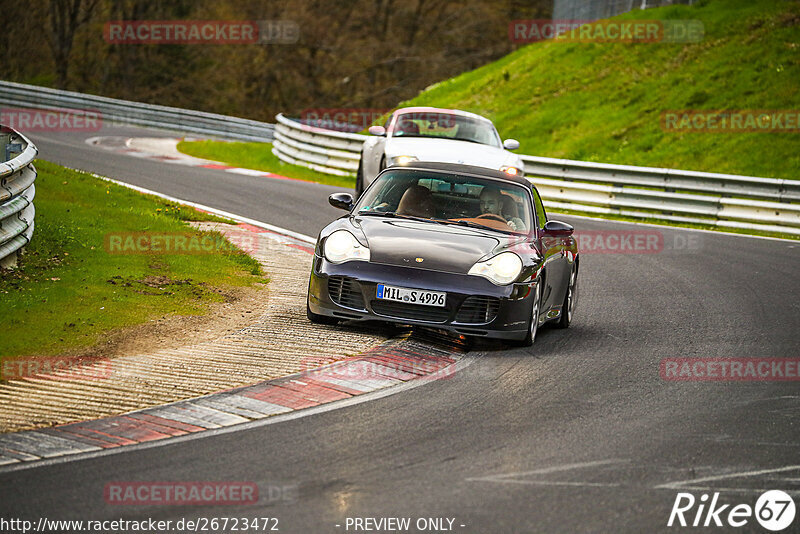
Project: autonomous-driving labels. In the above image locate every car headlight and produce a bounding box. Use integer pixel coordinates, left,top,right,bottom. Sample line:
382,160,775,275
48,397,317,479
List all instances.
500,165,523,177
468,252,523,285
323,230,370,264
389,155,418,166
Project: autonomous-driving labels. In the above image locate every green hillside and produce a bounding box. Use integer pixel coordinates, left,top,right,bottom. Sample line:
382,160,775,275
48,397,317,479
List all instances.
399,0,800,179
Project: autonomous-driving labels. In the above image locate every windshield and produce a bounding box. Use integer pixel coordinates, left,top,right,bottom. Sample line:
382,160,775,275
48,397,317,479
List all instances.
389,112,502,147
356,170,533,234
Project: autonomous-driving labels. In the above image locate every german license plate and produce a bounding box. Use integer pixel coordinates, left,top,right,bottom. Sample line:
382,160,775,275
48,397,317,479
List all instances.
376,284,446,307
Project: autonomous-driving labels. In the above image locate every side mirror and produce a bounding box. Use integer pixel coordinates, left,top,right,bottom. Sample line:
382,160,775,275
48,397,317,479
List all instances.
329,192,355,211
542,220,574,237
503,139,520,151
368,125,386,136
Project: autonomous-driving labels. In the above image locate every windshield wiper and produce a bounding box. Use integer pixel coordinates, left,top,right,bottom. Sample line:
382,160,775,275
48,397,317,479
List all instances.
357,211,431,223
358,212,515,234
432,218,515,234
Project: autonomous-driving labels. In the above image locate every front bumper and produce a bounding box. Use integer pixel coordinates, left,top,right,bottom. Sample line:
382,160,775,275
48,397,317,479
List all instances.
307,255,535,340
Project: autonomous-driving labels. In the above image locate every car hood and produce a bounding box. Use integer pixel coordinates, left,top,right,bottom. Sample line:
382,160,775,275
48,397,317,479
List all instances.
355,216,516,273
385,137,521,170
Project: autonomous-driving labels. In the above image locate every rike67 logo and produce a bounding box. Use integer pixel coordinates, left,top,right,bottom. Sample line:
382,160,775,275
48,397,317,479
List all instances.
668,490,796,531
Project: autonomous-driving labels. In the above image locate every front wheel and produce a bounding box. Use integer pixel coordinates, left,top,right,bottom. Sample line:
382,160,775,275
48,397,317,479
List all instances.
516,282,541,347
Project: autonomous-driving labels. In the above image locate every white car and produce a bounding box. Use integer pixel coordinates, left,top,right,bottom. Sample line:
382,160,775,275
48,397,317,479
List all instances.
355,107,525,196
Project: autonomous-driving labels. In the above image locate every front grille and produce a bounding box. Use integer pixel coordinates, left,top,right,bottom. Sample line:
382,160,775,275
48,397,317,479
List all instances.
370,300,450,323
454,296,500,324
328,276,365,310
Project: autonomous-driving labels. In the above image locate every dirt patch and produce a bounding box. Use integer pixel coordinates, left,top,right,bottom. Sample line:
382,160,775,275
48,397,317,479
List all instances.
108,273,205,296
0,222,389,434
56,281,269,361
779,11,800,27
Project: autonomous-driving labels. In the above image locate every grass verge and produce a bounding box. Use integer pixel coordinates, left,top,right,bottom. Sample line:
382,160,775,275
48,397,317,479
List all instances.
399,0,800,180
177,140,355,189
0,160,266,360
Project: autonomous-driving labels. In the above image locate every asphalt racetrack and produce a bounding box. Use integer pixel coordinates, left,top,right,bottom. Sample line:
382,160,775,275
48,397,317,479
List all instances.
2,124,798,533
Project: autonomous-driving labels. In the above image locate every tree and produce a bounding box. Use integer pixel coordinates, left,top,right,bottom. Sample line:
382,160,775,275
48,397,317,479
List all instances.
46,0,98,89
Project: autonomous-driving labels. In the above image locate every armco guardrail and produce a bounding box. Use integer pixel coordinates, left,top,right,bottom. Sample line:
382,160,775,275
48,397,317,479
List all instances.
0,126,37,268
0,81,274,142
273,113,363,176
272,113,800,236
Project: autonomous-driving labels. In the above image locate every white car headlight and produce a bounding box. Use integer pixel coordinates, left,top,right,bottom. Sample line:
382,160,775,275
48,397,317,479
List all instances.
323,230,370,264
500,165,523,177
468,252,523,285
389,155,419,166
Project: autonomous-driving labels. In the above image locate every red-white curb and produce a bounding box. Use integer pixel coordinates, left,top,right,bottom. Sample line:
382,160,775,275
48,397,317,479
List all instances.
0,337,462,466
85,136,314,185
0,177,465,469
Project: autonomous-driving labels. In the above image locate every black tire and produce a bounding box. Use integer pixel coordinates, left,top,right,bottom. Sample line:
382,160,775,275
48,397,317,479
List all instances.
514,281,541,347
556,264,577,329
307,298,339,325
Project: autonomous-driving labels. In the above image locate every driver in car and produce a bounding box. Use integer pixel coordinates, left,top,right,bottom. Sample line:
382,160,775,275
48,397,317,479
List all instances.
479,186,525,231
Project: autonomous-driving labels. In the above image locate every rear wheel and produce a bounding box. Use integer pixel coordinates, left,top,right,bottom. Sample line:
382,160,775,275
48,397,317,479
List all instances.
556,265,577,329
307,297,339,325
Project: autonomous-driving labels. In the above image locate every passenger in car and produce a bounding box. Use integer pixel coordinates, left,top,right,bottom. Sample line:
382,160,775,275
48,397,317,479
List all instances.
500,194,527,232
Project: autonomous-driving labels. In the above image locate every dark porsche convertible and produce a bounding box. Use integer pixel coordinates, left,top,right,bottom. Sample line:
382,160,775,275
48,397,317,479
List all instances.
306,162,579,345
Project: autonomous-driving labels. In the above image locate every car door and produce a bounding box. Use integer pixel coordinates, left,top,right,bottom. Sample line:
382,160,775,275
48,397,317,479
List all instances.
532,186,568,312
